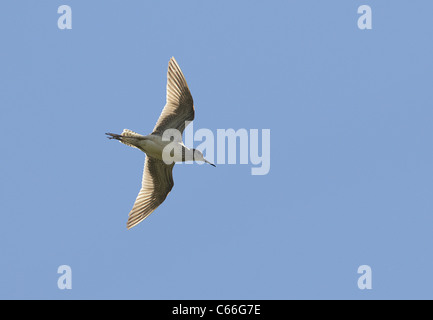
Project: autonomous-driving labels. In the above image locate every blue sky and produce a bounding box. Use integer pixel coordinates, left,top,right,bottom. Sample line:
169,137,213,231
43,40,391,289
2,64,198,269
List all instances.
1,1,432,299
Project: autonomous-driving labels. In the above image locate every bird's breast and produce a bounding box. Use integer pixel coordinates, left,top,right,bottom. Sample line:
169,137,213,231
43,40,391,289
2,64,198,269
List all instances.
139,138,191,164
138,139,166,160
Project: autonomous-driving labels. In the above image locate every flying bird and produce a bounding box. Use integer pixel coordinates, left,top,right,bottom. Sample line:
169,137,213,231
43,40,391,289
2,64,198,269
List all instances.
106,57,215,229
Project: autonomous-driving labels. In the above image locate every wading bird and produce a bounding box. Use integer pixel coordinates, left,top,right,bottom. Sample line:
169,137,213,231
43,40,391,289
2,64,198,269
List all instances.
106,57,215,229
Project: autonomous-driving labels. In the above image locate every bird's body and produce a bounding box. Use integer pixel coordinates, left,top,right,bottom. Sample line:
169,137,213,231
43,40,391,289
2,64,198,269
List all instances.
109,129,199,162
107,57,214,229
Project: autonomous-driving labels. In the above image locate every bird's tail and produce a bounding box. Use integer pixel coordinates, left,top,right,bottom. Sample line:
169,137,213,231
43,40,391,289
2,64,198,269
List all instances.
120,129,143,138
106,129,144,149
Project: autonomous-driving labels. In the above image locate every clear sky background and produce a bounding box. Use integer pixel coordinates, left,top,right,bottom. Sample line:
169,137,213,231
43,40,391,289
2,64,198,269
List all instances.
1,1,432,299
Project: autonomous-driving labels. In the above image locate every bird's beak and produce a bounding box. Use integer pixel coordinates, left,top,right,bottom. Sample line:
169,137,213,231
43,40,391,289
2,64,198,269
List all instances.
204,159,216,167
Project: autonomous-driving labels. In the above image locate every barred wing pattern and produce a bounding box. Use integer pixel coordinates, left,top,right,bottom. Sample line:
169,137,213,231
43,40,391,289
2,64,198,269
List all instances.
126,156,175,229
152,57,194,136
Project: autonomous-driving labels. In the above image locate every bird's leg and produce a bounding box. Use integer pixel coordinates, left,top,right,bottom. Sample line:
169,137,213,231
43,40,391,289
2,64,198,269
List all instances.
105,133,122,140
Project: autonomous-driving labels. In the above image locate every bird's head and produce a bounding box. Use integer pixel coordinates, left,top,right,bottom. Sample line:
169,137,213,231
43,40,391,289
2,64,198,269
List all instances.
193,149,216,167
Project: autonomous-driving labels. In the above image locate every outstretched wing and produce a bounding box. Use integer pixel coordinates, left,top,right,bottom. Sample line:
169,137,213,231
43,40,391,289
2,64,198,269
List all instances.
126,156,175,229
152,57,194,136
